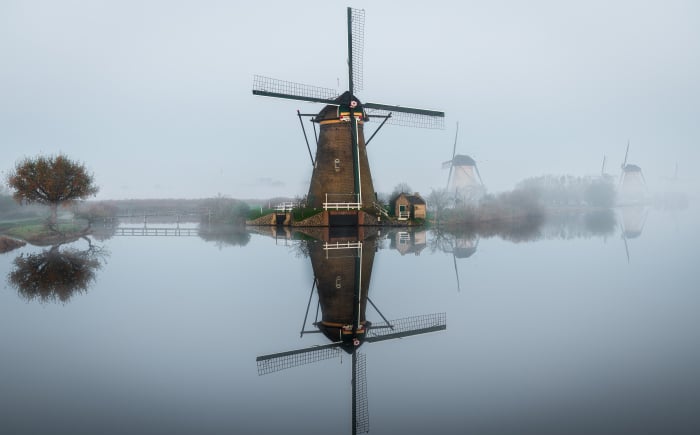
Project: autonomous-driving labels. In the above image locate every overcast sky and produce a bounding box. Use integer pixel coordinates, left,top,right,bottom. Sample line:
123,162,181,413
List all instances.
1,0,698,200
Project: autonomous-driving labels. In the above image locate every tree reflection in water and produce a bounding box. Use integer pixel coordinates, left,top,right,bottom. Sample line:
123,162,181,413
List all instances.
198,224,250,248
8,238,107,303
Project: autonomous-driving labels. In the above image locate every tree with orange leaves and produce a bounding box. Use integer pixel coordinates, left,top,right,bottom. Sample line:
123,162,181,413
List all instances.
7,154,99,226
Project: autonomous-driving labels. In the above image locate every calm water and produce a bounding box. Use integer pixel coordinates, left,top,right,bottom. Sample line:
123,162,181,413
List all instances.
1,205,699,435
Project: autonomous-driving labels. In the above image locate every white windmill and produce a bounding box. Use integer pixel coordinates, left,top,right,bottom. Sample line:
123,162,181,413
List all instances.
442,122,485,205
618,140,648,204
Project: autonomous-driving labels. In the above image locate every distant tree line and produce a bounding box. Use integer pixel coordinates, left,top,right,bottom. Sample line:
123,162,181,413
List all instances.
516,174,616,208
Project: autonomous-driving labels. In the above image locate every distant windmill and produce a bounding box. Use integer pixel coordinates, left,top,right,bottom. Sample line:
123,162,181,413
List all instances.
253,8,444,222
442,122,484,204
619,140,647,203
601,155,609,177
256,236,446,434
599,154,616,183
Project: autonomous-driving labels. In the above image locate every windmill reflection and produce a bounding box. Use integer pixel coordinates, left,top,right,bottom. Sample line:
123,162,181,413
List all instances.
619,205,649,263
7,238,107,303
256,228,446,434
428,229,479,293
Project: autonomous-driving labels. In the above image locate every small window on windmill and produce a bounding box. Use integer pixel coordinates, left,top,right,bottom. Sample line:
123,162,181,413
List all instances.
334,158,341,172
335,276,342,289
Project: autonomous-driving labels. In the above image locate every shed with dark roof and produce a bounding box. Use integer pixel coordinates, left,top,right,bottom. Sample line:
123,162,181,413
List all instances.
394,193,426,220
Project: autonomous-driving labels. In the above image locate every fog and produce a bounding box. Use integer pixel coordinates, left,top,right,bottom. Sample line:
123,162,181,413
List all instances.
2,0,699,200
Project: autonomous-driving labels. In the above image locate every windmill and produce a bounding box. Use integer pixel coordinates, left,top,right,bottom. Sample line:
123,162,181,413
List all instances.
442,122,485,205
253,8,444,222
619,141,647,203
256,234,446,434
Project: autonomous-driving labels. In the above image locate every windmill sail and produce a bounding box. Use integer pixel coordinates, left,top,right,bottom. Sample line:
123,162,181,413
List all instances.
352,351,369,434
348,8,365,93
253,75,340,105
446,122,459,189
256,342,343,376
364,105,445,129
365,312,446,342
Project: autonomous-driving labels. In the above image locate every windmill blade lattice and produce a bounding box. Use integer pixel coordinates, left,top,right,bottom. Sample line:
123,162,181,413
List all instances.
256,342,343,376
349,8,365,93
253,75,340,105
366,312,446,342
365,107,444,129
353,351,370,434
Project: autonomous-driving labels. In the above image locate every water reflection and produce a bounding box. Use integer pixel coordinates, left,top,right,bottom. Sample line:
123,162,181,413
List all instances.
426,230,479,292
619,205,650,263
89,218,251,248
256,228,446,434
198,223,250,248
431,207,627,250
7,238,107,303
540,209,617,240
389,229,427,256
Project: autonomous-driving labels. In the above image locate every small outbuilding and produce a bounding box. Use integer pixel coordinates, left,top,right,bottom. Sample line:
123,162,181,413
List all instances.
394,193,426,220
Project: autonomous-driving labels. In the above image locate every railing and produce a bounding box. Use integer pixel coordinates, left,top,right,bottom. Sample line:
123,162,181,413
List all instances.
397,210,410,220
115,227,199,237
323,193,361,210
274,202,296,212
323,241,362,259
372,201,390,218
323,241,362,250
322,202,362,210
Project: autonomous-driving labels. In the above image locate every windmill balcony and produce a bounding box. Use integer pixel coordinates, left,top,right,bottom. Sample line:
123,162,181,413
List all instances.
323,193,361,211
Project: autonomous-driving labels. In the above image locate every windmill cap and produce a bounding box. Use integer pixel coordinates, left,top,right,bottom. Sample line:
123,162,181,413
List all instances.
315,90,364,121
623,164,642,172
452,155,477,166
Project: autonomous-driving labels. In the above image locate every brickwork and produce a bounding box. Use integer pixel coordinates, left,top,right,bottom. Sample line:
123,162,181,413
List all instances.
308,237,376,326
307,121,375,209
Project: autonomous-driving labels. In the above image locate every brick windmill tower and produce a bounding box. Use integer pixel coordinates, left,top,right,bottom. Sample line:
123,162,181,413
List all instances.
253,8,444,225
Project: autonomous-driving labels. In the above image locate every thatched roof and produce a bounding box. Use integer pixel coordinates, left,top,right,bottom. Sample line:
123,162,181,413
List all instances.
622,164,642,173
452,154,476,166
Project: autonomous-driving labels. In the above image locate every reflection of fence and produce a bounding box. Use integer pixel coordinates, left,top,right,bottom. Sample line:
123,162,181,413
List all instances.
323,241,362,259
115,227,199,237
323,241,362,250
